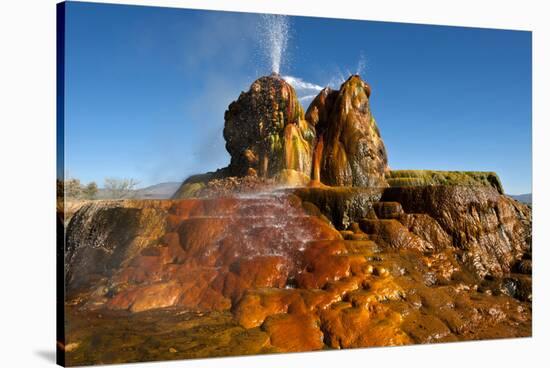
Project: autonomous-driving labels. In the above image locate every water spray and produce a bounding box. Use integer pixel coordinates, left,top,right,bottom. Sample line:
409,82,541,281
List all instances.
260,14,289,75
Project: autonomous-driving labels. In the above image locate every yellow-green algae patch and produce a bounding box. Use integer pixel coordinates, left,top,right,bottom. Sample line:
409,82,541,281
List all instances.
64,307,275,366
386,170,504,194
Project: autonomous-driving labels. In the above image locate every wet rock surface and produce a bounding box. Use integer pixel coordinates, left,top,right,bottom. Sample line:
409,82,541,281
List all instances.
66,195,341,313
65,200,170,291
64,189,531,366
64,308,274,365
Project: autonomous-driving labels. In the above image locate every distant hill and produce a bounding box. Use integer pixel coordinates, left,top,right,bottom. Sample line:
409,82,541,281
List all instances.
509,193,532,205
95,182,181,200
133,182,181,199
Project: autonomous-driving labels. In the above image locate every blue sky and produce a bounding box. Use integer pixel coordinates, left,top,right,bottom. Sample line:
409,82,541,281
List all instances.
63,2,532,194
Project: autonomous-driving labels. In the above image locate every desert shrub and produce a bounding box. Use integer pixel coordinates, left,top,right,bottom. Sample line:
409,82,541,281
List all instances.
104,178,140,199
82,182,98,199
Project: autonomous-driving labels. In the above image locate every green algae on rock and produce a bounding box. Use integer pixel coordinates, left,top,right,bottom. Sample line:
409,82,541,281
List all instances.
64,308,274,366
386,170,504,194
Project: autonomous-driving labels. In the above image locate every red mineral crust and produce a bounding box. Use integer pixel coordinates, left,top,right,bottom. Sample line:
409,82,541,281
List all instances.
65,188,531,361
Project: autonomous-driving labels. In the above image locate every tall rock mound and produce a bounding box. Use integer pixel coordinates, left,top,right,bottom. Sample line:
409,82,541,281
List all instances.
306,75,389,187
224,74,316,184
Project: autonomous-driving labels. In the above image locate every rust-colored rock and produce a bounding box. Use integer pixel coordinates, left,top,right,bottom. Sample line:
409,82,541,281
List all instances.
108,281,183,313
305,87,338,137
262,313,324,352
65,190,531,364
214,256,289,303
320,302,411,348
233,288,300,328
297,240,351,289
397,213,453,251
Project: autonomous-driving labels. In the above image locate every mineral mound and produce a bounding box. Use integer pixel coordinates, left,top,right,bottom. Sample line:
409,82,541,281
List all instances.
306,75,389,187
62,73,532,366
225,74,316,184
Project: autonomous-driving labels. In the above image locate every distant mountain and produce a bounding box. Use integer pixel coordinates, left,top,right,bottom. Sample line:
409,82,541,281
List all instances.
509,193,532,204
133,182,181,199
94,182,181,200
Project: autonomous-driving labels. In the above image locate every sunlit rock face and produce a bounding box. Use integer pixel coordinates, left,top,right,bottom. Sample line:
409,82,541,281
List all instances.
381,185,532,278
306,75,389,187
223,74,315,185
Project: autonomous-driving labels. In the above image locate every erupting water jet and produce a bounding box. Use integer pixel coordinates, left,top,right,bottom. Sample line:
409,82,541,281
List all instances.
260,14,289,75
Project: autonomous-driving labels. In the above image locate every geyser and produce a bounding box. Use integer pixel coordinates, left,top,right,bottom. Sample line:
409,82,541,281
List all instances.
260,14,289,74
259,15,326,106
